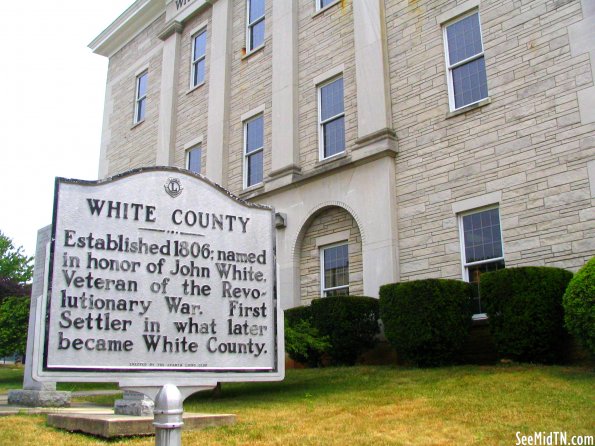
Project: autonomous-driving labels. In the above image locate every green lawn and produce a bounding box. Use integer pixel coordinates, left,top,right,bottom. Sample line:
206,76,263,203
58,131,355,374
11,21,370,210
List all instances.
0,365,119,394
1,364,593,445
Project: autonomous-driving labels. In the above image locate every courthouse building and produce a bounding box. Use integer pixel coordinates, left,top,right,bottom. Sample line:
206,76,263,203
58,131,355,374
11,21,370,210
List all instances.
90,0,594,318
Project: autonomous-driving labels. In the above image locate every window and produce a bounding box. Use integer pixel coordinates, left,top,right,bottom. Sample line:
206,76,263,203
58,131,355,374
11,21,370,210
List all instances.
191,29,207,88
316,0,337,10
444,12,488,110
318,76,345,159
321,243,349,297
459,206,505,316
186,145,201,174
134,71,148,124
244,114,264,187
246,0,265,52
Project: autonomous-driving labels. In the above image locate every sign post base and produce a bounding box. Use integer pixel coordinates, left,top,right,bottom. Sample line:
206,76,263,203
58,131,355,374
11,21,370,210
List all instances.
121,383,216,446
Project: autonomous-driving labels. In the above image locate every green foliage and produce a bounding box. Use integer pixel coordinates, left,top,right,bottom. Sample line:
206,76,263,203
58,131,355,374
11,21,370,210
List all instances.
284,305,313,327
0,296,30,358
284,319,331,367
311,296,380,365
481,266,573,363
563,257,595,357
0,231,33,285
379,279,473,367
285,306,328,367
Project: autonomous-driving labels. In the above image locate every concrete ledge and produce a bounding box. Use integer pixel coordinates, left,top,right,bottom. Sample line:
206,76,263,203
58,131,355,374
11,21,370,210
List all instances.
47,412,236,438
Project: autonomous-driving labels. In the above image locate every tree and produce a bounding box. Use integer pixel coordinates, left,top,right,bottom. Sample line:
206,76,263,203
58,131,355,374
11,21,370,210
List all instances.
0,296,30,358
0,231,33,302
0,231,33,359
0,231,33,285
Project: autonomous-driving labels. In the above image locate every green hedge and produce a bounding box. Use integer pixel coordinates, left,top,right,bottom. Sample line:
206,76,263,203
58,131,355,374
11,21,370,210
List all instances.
284,306,327,367
563,257,595,357
481,266,573,363
284,297,380,366
379,279,473,367
311,296,380,365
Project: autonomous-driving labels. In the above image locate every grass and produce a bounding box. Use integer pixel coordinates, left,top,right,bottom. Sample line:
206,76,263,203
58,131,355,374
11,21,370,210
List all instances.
0,364,593,445
0,365,119,394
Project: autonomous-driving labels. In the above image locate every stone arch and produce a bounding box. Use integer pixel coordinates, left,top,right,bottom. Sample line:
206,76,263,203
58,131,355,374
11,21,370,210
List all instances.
292,203,364,305
290,201,366,262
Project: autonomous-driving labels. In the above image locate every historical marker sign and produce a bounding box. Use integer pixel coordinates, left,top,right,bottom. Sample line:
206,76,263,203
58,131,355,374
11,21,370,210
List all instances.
36,168,283,382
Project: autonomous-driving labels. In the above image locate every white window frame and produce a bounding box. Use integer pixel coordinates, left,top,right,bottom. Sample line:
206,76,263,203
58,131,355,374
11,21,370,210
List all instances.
458,205,505,319
442,10,487,112
190,28,207,89
134,71,148,124
186,144,202,174
246,0,265,53
243,113,264,188
317,75,345,161
320,241,349,297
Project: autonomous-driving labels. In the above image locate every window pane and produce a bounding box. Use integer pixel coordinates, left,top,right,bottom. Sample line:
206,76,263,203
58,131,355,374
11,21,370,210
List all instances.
462,208,503,264
320,77,344,121
453,56,488,108
323,244,349,290
320,0,336,8
468,259,505,314
137,73,147,98
246,116,263,153
323,117,345,158
325,287,349,297
187,147,201,174
446,13,482,65
193,59,205,86
248,0,265,22
193,31,207,60
250,20,265,49
247,151,263,186
136,97,146,122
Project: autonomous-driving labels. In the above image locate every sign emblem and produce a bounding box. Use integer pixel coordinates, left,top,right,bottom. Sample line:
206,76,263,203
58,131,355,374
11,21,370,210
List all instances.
164,177,183,198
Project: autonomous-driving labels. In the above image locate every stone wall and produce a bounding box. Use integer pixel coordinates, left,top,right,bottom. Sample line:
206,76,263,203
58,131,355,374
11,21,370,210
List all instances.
299,206,363,304
174,8,212,171
297,0,358,173
226,0,274,194
104,14,165,176
386,0,595,281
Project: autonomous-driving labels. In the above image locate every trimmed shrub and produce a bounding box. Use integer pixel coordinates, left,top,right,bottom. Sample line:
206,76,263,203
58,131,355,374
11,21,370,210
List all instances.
284,306,329,367
379,279,473,367
284,305,313,326
284,319,331,367
563,257,595,357
481,267,573,363
311,296,380,365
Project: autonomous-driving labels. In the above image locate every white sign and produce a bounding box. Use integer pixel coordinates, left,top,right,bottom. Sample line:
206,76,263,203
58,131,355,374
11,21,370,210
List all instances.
37,168,283,382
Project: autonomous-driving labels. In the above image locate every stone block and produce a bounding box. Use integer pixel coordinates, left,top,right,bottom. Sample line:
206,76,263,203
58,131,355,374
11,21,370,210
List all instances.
8,390,71,408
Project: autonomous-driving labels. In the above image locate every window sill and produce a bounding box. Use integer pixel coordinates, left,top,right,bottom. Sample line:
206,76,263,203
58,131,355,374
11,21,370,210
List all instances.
312,0,342,18
315,151,347,168
239,183,264,198
186,81,205,95
446,97,491,119
131,119,145,130
242,44,265,61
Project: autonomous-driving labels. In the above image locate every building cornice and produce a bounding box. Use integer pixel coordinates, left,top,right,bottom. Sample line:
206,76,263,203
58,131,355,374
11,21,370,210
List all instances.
88,0,165,58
